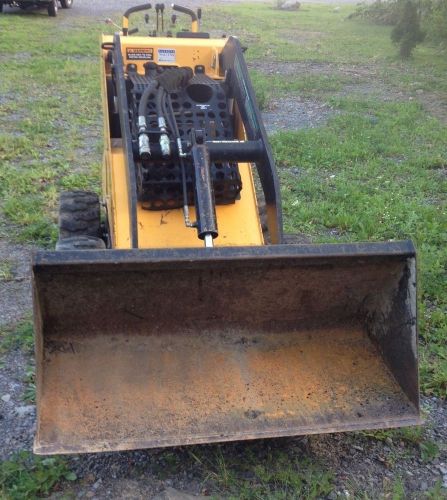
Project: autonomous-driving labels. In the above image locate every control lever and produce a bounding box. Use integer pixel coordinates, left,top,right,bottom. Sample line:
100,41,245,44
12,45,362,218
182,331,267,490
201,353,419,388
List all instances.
160,3,165,32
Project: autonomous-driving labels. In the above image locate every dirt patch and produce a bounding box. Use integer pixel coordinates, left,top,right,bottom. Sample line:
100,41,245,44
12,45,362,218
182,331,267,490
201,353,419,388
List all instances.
416,91,447,124
250,60,381,79
252,60,447,123
262,95,336,133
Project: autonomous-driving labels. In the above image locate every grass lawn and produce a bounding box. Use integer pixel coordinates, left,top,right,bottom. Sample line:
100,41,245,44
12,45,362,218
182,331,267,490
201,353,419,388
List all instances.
0,2,446,498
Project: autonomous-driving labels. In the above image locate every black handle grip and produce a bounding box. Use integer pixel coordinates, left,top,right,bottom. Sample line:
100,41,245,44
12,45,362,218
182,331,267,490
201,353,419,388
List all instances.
123,4,151,35
123,3,152,20
171,4,197,21
205,140,264,162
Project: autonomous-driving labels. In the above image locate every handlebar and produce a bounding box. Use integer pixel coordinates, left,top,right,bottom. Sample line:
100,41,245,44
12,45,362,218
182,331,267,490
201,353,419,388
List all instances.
171,4,198,32
122,4,152,36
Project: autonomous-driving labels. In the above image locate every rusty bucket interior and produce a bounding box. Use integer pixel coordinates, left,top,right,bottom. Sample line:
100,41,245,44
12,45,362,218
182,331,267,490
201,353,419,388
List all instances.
32,242,420,455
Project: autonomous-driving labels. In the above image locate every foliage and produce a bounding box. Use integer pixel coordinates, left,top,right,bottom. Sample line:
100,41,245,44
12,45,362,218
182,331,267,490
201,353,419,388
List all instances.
391,1,425,58
349,0,447,43
422,0,447,43
0,451,76,500
348,0,402,25
0,16,101,246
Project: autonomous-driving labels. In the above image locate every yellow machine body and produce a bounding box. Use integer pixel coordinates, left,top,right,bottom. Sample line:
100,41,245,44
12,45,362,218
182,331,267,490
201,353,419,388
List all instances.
32,9,420,455
101,35,264,249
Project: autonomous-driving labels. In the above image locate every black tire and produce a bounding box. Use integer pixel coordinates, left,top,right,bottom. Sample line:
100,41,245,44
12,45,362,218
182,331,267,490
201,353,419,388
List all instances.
60,0,73,8
48,0,57,16
58,191,101,240
0,3,4,14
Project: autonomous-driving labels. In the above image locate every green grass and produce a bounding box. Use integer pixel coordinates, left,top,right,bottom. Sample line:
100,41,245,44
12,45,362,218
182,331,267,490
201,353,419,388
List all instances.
362,425,440,463
0,15,103,246
0,319,34,354
207,3,447,84
22,364,36,405
0,451,76,500
0,260,14,281
188,441,333,499
250,70,350,109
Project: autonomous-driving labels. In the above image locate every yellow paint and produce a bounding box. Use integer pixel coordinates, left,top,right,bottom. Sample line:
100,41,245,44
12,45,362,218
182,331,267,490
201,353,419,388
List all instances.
101,34,264,249
110,147,132,249
102,35,226,77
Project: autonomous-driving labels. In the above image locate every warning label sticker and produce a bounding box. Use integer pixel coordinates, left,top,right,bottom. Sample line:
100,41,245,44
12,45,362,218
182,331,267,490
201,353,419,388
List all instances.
126,47,154,61
158,48,176,63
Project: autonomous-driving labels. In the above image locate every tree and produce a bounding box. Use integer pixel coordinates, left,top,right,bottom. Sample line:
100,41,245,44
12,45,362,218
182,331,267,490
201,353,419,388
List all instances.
391,0,426,58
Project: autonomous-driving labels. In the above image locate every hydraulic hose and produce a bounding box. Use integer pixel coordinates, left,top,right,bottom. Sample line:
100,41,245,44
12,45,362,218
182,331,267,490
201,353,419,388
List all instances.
166,93,194,228
138,80,158,120
138,81,158,159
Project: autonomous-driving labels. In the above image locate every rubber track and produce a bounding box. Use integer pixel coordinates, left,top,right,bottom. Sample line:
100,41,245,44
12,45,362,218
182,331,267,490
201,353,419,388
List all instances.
59,191,100,239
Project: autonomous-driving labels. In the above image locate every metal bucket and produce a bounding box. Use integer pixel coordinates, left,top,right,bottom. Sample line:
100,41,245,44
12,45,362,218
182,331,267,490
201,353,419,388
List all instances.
32,241,419,455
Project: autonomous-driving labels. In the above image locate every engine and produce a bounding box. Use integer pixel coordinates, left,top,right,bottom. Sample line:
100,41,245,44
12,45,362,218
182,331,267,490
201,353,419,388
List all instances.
126,63,243,210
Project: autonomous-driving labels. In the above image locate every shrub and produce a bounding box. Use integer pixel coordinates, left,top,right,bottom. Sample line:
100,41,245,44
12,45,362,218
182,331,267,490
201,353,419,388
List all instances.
349,0,447,44
391,1,425,58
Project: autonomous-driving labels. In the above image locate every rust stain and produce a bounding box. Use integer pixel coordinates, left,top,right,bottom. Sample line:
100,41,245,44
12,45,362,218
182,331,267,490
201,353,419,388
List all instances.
37,326,416,453
33,251,419,454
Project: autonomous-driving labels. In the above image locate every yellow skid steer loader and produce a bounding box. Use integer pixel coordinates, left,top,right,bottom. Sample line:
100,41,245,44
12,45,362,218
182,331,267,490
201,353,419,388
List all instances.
32,4,420,455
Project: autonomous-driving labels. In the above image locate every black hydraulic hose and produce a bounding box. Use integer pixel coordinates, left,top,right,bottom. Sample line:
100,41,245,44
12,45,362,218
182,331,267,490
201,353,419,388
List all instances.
155,85,165,118
163,92,176,135
138,80,158,159
166,93,194,228
166,94,180,140
138,80,158,120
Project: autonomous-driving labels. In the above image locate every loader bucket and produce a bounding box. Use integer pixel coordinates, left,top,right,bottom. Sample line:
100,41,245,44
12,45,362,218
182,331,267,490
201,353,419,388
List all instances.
32,241,420,455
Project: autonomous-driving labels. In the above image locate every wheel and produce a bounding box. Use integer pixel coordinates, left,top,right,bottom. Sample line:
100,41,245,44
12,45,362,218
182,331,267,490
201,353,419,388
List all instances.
60,0,72,8
48,0,57,16
58,191,102,239
0,3,3,14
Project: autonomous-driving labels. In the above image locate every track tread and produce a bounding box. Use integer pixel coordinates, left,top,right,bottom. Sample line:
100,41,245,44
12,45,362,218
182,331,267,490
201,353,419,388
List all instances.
59,191,101,239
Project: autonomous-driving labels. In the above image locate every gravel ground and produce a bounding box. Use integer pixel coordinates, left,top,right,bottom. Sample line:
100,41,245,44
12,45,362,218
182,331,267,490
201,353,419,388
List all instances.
0,349,35,461
1,0,364,19
0,238,34,327
69,0,364,18
263,96,336,132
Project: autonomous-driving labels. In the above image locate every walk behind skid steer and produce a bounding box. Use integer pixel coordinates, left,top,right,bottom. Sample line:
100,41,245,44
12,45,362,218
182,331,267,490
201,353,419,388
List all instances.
32,4,420,455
